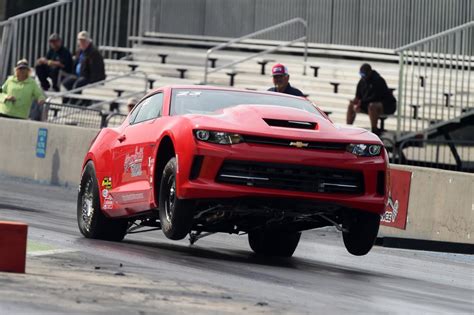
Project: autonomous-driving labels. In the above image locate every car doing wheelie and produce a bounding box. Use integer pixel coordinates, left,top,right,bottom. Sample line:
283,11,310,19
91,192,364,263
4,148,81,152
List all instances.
78,86,388,257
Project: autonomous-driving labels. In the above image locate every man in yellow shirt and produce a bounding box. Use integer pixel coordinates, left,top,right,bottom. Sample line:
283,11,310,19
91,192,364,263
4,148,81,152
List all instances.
0,59,46,119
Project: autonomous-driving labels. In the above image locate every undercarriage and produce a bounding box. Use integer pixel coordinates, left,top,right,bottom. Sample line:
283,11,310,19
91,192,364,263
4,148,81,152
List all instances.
125,198,350,245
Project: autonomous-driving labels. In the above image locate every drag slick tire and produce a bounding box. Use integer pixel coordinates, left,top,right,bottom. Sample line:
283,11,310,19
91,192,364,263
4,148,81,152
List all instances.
248,230,301,257
158,158,195,240
342,210,381,256
77,161,128,241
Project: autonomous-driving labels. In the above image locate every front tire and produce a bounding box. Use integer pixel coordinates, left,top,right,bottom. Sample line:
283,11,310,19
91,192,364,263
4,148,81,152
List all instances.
342,210,380,256
77,161,128,241
158,158,195,240
248,230,301,257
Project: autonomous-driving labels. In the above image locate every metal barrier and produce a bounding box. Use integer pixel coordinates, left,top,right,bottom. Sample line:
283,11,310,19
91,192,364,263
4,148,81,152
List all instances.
395,21,474,137
395,139,474,173
42,71,147,127
0,0,142,82
44,70,148,109
203,18,308,84
44,102,126,129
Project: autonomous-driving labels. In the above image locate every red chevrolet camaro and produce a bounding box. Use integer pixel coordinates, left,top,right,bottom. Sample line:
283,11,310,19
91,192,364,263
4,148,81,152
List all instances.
78,85,389,257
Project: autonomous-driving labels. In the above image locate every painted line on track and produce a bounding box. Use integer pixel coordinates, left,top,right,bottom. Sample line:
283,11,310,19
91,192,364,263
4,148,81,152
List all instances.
28,249,78,257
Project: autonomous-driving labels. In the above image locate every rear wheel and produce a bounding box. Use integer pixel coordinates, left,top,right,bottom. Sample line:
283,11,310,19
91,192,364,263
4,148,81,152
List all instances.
248,230,301,257
158,158,195,240
77,161,128,241
342,210,380,256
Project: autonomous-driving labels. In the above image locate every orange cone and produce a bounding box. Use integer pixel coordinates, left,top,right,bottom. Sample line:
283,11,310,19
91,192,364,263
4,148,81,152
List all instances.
0,221,28,273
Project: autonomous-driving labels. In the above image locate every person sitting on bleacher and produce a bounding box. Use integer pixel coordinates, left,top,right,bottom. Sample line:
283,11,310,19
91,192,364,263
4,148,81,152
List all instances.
35,33,73,92
0,59,45,120
62,31,106,101
346,63,396,136
268,63,305,97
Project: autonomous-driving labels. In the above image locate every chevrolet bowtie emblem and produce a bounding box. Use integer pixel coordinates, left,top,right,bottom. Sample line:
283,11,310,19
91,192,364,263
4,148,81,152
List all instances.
289,141,309,148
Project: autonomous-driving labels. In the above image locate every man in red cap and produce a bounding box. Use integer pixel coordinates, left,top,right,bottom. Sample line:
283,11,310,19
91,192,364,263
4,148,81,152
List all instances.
268,63,304,97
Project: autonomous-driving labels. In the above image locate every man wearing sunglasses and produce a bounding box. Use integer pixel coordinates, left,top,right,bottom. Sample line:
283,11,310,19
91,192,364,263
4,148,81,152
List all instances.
346,63,396,135
268,63,305,97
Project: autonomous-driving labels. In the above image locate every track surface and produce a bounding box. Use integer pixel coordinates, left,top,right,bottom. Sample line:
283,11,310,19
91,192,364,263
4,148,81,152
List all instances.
0,176,473,314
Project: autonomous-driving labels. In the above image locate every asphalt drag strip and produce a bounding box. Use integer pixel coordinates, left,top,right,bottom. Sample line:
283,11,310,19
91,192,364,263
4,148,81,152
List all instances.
0,175,473,314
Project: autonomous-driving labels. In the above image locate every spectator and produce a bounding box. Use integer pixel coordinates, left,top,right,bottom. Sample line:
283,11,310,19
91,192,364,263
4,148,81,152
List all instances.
0,59,45,119
268,63,304,97
62,31,106,93
35,33,73,92
127,97,138,113
346,63,396,135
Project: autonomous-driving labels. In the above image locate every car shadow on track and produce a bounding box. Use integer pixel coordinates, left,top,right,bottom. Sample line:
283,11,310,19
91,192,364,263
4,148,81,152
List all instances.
120,238,381,280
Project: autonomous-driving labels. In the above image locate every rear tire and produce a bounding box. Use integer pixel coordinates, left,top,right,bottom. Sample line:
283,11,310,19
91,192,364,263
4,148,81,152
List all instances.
342,210,380,256
248,230,301,257
158,158,195,240
77,161,128,241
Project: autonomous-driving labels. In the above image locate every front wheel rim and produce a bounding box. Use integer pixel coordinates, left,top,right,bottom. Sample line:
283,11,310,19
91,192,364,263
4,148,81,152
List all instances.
165,175,176,222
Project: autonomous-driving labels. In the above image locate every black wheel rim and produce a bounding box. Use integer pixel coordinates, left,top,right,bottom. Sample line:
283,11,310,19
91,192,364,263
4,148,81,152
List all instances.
164,175,176,222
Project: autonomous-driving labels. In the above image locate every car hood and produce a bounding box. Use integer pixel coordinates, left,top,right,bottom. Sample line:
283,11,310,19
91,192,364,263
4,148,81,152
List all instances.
184,104,380,143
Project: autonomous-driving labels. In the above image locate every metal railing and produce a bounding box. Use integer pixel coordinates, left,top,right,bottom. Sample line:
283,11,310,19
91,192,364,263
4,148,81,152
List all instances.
44,102,127,129
44,70,148,106
0,0,142,82
42,71,147,125
394,139,474,173
203,18,308,84
395,21,474,138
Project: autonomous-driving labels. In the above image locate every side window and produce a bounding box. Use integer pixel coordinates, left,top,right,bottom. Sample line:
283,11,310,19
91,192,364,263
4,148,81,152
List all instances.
131,93,164,124
128,102,143,124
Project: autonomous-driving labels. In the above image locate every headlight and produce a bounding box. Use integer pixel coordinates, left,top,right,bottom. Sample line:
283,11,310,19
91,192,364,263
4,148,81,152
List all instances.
194,130,244,145
346,144,381,156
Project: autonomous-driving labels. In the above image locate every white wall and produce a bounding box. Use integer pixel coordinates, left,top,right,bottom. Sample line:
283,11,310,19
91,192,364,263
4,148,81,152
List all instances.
1,118,472,244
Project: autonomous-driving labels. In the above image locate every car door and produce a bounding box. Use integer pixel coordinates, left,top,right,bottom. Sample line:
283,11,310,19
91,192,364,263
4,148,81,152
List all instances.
110,92,164,215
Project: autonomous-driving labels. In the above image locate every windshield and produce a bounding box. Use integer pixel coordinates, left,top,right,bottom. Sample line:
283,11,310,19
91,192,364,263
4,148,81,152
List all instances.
170,89,321,116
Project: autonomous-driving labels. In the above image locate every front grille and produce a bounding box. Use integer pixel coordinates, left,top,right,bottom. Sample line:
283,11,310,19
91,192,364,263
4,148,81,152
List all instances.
242,135,347,150
216,160,364,194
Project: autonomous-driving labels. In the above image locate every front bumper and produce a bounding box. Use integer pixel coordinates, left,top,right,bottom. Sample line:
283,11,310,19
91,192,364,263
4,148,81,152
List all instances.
177,141,388,215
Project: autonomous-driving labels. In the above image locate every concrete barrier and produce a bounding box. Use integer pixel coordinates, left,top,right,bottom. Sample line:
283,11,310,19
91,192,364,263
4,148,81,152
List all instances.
0,118,472,247
0,118,98,187
379,165,474,245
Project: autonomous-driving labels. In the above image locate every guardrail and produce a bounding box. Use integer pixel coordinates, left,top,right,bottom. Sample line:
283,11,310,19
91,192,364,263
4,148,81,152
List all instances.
395,21,474,138
203,18,308,84
44,102,126,129
41,71,148,121
0,0,141,82
41,71,146,128
394,139,474,172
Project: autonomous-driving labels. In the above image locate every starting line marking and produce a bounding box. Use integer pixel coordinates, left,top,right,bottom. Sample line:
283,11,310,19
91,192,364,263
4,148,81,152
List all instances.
28,249,78,257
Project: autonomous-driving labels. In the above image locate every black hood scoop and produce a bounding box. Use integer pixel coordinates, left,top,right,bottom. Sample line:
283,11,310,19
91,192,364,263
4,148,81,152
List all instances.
263,118,317,130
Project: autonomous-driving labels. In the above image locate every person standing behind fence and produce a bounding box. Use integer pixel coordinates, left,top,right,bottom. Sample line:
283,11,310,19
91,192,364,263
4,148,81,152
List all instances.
346,63,396,135
35,33,73,92
62,31,106,99
0,59,45,119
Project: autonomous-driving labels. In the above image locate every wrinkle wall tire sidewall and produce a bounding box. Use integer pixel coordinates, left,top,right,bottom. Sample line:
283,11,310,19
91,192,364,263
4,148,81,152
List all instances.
158,158,195,240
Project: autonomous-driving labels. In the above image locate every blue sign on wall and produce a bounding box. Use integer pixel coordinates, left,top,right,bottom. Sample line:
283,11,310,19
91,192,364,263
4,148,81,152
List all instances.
36,128,48,158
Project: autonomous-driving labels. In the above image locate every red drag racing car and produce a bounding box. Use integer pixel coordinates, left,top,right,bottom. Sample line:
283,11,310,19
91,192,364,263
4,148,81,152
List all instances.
78,85,389,257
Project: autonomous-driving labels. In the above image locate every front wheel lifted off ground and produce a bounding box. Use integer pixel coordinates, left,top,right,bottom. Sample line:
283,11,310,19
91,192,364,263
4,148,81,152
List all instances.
77,161,128,241
158,157,195,240
342,209,381,256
